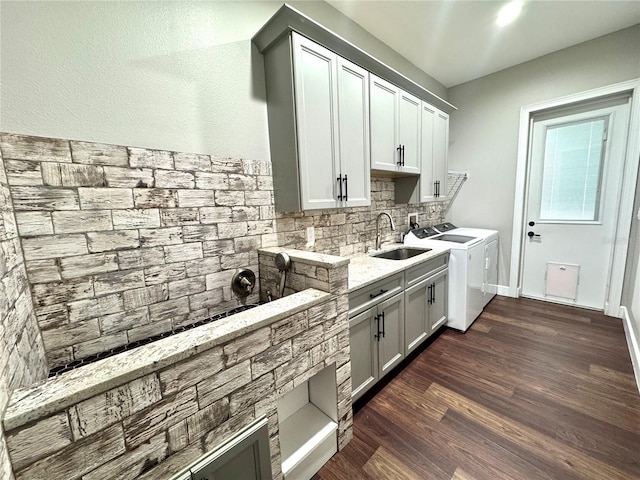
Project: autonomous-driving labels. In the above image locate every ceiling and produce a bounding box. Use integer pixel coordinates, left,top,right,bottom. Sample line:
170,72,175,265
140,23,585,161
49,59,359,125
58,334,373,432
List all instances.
326,0,640,88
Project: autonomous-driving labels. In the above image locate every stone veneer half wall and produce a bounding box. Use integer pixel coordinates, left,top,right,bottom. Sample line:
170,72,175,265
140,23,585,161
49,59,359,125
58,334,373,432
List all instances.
0,148,49,480
3,253,351,480
0,132,445,370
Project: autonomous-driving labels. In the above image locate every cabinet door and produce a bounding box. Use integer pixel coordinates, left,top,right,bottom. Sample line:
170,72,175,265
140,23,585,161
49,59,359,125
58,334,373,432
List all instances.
349,307,378,401
419,103,436,202
429,269,448,333
292,33,339,210
370,75,399,172
404,278,429,355
377,293,404,379
337,57,370,207
398,91,421,174
433,109,449,201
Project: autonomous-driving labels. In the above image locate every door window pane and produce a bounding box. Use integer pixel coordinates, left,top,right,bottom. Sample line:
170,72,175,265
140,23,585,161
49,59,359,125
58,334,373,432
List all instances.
539,118,606,221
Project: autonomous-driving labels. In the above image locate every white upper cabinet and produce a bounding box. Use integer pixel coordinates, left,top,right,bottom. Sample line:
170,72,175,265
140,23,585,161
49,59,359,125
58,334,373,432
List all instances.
418,103,449,202
397,91,421,174
293,35,339,210
262,32,370,211
254,5,457,209
370,75,421,175
433,108,449,200
336,56,371,207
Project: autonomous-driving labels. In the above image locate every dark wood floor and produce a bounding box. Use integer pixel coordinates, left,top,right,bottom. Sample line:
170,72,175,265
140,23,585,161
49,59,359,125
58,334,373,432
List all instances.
314,296,640,480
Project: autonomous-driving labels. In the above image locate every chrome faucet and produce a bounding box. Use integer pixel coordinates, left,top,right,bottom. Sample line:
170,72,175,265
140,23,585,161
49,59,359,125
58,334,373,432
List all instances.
375,212,396,250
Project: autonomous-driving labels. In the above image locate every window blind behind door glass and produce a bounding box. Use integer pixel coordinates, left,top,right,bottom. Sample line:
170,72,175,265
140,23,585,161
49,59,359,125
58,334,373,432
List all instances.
539,117,607,221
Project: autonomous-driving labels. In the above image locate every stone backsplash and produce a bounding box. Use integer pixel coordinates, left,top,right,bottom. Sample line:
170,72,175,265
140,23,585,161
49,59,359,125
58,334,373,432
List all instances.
0,132,445,371
276,178,445,257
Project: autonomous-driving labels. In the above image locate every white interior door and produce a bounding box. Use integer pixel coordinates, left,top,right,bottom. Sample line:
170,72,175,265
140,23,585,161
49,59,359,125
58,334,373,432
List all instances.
521,96,631,309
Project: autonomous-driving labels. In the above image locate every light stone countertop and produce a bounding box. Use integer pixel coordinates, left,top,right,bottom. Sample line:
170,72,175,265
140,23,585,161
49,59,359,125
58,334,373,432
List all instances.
347,243,451,292
4,288,331,431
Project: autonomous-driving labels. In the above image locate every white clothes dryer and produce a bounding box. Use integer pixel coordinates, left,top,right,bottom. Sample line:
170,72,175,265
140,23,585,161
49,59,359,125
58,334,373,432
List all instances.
434,223,499,308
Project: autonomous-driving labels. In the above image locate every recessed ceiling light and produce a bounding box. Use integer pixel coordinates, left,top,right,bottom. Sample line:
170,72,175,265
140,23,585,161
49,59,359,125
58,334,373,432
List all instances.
496,1,523,26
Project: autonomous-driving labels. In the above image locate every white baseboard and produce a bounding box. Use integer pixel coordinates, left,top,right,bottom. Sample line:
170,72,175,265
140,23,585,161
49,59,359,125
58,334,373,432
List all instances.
496,285,515,297
620,306,640,395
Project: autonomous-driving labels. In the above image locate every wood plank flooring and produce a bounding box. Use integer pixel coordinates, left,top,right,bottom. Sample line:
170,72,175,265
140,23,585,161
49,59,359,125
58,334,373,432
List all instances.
313,296,640,480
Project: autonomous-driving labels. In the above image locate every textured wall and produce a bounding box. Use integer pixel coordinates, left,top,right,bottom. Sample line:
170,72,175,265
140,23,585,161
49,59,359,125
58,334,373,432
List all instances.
1,133,274,370
0,1,447,161
0,148,48,480
2,132,446,372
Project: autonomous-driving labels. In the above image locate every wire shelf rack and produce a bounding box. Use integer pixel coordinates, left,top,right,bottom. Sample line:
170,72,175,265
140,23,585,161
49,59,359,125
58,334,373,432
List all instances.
444,171,468,214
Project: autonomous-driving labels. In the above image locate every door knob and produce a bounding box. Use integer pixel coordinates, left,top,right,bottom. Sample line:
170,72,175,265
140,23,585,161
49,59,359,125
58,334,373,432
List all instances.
528,221,535,227
527,231,540,238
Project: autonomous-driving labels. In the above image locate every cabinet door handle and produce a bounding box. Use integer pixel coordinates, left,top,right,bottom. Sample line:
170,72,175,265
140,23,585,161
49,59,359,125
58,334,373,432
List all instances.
369,288,388,299
434,180,440,198
431,282,436,303
337,174,343,201
374,314,381,341
396,145,402,165
427,284,433,304
343,174,348,201
380,311,385,338
401,145,405,166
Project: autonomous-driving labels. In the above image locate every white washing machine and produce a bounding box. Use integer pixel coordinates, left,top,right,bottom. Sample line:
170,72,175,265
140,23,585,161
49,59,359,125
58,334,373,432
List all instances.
434,223,499,308
404,227,485,331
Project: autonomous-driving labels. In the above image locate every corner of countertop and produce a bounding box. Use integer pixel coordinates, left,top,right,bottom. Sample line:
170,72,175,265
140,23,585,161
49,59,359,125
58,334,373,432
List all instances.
259,247,350,268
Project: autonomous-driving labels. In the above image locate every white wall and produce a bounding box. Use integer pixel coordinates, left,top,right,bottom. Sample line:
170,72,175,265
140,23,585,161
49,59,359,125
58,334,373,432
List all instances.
0,1,283,159
0,1,447,161
447,25,640,286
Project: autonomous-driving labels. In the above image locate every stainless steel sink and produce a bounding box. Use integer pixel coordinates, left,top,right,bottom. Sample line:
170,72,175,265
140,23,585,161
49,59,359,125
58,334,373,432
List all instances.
372,247,431,260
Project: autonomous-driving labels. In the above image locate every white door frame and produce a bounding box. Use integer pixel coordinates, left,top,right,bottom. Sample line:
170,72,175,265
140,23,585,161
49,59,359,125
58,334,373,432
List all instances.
509,79,640,317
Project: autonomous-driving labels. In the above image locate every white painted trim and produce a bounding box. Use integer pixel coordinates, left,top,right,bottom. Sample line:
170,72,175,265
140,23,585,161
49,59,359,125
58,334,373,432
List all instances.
508,106,532,298
496,285,514,297
510,79,640,315
621,306,640,395
608,84,640,316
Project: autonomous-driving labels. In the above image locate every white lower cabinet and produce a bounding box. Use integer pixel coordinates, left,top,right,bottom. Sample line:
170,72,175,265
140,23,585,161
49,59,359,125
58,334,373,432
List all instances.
429,269,448,333
349,292,404,402
349,253,449,402
404,279,430,355
349,306,378,401
404,256,448,355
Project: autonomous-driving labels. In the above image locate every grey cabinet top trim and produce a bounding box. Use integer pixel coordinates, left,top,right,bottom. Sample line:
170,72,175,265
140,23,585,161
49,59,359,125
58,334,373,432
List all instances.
252,3,457,114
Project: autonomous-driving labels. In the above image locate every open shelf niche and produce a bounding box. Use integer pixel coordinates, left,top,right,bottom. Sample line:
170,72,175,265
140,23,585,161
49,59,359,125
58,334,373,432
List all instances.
277,363,338,480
